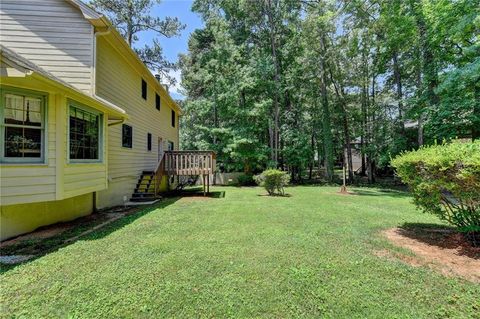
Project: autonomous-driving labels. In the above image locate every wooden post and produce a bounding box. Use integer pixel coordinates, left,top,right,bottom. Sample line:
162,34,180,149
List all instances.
203,174,206,196
340,164,348,194
207,173,210,194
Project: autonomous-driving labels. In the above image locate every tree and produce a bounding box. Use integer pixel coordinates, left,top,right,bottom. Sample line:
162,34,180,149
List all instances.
91,0,185,83
181,0,479,183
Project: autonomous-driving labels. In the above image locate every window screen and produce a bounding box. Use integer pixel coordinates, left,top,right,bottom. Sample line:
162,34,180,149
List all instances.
141,79,147,100
155,93,160,110
3,93,44,161
69,105,101,160
122,124,132,148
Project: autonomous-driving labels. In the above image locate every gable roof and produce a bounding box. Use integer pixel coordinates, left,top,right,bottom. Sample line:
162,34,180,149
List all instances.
1,44,127,120
66,0,183,114
65,0,105,25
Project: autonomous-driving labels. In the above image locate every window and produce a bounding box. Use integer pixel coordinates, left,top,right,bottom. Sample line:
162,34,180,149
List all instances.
168,141,174,151
147,133,152,151
141,79,147,100
122,124,132,148
171,110,175,127
1,90,45,163
155,93,161,110
69,104,102,161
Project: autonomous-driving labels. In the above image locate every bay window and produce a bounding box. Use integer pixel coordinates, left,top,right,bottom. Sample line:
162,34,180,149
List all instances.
1,89,45,163
69,103,102,162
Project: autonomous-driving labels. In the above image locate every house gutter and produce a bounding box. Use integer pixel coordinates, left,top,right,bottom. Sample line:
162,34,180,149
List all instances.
91,26,110,98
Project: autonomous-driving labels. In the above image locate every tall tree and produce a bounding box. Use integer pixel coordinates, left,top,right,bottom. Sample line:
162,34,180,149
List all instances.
180,0,479,182
91,0,185,84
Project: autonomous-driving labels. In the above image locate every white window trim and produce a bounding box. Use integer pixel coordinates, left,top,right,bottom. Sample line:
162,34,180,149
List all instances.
67,100,104,164
0,86,48,164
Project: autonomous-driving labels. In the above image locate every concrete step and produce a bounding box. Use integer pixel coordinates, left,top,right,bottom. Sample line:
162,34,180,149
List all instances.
129,197,157,202
132,192,155,198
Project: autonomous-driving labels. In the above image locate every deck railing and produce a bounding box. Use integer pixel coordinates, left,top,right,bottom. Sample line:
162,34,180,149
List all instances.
153,150,216,195
164,150,216,176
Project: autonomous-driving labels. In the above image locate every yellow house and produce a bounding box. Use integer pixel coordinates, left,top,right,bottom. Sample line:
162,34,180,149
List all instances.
0,0,183,240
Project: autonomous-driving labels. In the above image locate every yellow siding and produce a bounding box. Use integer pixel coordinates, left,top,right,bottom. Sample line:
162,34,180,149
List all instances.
95,36,179,208
63,104,108,198
0,82,58,206
1,77,109,206
0,0,95,93
0,192,93,241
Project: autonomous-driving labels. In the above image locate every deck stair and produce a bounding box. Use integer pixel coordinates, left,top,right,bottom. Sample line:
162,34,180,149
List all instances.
130,151,216,202
130,171,157,202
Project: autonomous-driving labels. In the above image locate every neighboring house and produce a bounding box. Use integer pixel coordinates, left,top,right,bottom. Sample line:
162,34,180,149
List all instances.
344,138,363,173
0,0,184,240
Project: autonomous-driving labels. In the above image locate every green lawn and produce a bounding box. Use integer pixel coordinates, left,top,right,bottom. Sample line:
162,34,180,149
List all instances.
1,186,478,318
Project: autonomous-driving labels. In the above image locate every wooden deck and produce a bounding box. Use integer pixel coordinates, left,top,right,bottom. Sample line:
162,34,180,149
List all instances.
153,150,216,195
164,150,216,176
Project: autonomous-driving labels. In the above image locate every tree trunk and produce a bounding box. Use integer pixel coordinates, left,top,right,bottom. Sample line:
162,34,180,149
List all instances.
319,36,334,182
367,157,375,184
473,85,480,140
265,0,281,166
416,5,439,111
309,133,315,180
329,71,353,182
416,56,424,146
126,0,134,47
360,87,367,176
418,114,424,146
392,51,405,133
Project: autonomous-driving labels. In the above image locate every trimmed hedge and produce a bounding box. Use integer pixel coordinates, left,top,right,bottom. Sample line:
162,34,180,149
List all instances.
254,169,290,195
391,140,480,241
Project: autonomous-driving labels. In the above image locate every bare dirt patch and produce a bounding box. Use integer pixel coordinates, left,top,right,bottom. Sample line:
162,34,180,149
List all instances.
1,225,72,248
0,206,139,258
381,227,480,283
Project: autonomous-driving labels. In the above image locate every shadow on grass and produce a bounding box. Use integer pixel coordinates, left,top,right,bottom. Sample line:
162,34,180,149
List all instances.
352,188,411,199
165,187,226,199
0,197,181,274
256,193,292,197
397,222,480,259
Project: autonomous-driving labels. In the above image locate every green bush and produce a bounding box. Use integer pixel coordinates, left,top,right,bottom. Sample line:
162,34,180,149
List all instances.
254,169,290,195
391,140,480,241
237,174,255,186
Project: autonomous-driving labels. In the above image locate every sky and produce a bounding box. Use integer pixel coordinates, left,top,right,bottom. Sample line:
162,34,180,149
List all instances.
135,0,204,100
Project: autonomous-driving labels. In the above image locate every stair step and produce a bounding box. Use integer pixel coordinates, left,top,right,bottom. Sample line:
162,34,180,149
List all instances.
132,192,155,198
136,180,153,186
136,182,153,187
136,184,153,189
135,190,154,194
130,197,157,202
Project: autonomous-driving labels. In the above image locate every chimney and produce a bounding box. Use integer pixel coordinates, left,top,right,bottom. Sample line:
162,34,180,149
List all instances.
154,74,161,82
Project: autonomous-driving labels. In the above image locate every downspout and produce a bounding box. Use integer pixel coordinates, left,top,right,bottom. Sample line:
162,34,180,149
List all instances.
93,27,126,128
92,27,112,100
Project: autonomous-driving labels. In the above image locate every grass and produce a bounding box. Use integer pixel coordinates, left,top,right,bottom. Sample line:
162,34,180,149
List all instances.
1,186,479,318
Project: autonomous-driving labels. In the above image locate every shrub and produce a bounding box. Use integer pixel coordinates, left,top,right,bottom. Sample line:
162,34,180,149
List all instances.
254,169,290,195
391,140,480,243
237,174,255,186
